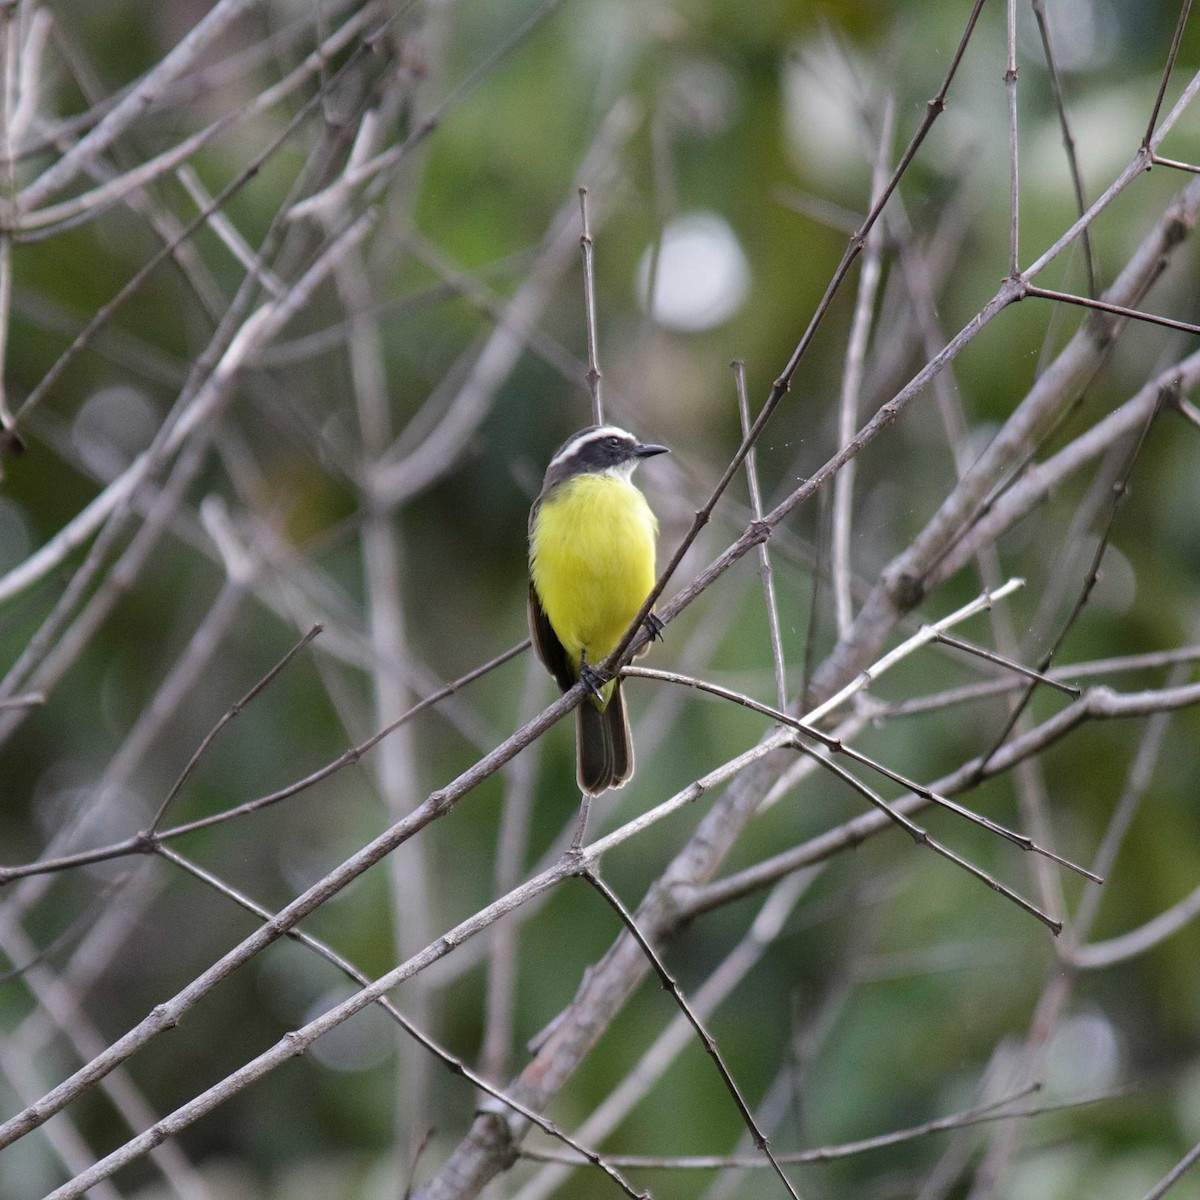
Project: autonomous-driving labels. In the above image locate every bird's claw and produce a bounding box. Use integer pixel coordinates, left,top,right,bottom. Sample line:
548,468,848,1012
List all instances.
580,660,609,698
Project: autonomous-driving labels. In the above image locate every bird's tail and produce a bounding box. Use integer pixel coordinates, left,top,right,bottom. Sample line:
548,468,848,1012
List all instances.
576,681,633,795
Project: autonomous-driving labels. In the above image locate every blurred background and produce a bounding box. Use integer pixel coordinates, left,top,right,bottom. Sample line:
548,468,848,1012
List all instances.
2,0,1200,1197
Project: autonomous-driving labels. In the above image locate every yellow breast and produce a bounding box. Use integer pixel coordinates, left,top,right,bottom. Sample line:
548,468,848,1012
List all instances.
530,473,659,669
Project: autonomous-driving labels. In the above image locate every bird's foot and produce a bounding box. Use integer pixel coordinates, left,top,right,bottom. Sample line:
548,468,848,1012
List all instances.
643,612,665,642
579,658,609,698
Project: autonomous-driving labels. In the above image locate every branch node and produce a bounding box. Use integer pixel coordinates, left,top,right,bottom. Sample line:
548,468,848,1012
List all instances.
885,568,926,611
150,1003,179,1031
1163,213,1189,248
133,830,159,855
282,1030,307,1057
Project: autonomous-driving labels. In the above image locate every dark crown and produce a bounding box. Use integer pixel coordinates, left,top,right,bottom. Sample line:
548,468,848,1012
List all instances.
543,425,644,487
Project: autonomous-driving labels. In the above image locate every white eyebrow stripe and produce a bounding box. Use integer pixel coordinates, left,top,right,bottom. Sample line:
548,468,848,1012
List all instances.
546,425,633,469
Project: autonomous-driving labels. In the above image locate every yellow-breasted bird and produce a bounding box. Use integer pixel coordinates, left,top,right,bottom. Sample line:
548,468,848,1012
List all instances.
528,425,668,794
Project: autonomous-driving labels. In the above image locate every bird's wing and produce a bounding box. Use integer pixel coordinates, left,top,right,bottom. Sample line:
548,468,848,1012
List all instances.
529,581,576,694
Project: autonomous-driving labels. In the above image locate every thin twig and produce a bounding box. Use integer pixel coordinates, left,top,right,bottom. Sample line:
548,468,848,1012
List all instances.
626,664,1096,888
19,0,260,212
970,382,1165,780
1072,878,1200,969
1025,284,1200,338
369,102,637,508
601,0,993,674
1140,1138,1200,1200
874,644,1200,718
287,0,570,222
0,209,380,728
1004,0,1019,277
1141,0,1193,150
0,880,215,1200
808,579,1024,725
677,677,1200,920
520,1085,1133,1168
733,359,787,709
789,740,1062,933
154,845,649,1200
578,187,604,425
1030,0,1097,296
146,625,323,832
0,0,19,451
480,656,544,1084
580,868,804,1200
0,638,529,885
1150,153,1200,175
931,631,1079,697
832,97,894,637
7,19,385,442
812,174,1200,707
927,361,1200,592
511,872,815,1200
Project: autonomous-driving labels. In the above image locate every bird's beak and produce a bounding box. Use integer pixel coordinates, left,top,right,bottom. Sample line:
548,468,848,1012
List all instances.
634,442,669,459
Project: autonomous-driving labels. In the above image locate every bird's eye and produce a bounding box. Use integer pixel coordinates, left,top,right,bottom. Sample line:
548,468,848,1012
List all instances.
605,436,621,449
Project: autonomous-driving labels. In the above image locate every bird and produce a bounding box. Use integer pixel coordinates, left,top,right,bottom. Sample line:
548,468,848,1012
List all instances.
528,424,668,795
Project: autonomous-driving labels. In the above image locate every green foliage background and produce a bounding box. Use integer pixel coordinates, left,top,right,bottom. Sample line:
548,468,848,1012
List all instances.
2,1,1200,1197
